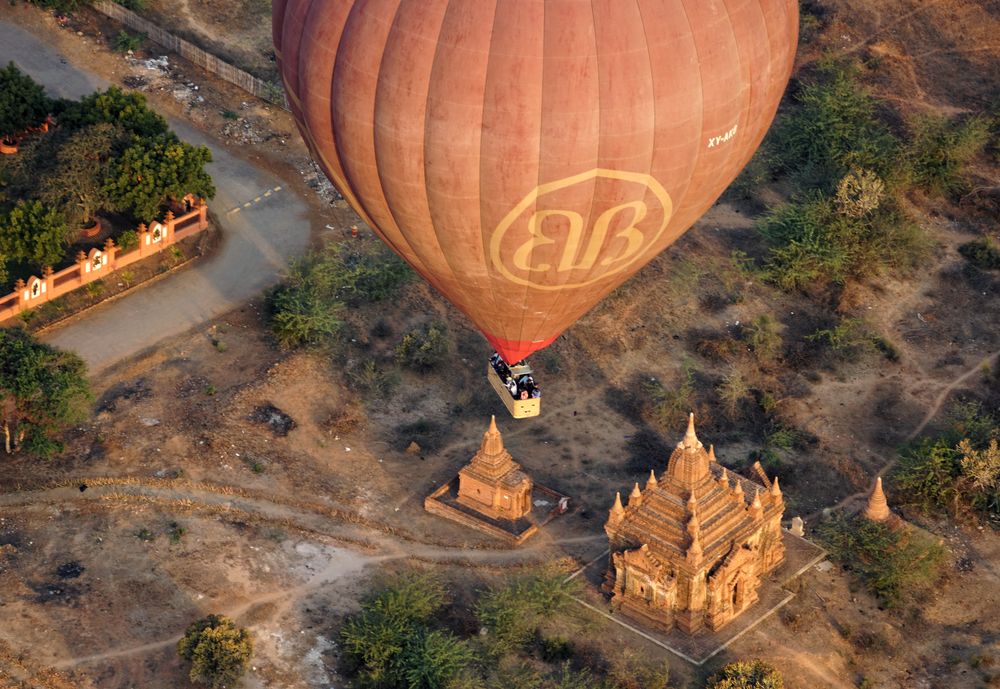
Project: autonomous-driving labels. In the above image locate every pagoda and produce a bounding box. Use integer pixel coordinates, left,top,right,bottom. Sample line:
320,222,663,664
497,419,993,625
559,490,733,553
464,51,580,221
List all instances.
604,414,785,634
455,416,533,520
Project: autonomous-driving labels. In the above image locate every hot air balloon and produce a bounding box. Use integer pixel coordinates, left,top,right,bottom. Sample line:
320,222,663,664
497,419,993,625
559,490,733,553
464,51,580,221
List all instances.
274,0,798,418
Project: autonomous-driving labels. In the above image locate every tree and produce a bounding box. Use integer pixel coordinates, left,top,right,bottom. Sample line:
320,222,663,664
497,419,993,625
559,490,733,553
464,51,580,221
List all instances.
0,63,50,141
177,615,253,689
36,123,118,227
103,133,214,221
0,200,71,270
341,574,472,689
0,328,91,457
707,660,784,689
57,86,168,139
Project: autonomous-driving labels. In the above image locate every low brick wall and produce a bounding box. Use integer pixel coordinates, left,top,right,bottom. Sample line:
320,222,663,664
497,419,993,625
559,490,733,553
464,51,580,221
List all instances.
0,200,209,324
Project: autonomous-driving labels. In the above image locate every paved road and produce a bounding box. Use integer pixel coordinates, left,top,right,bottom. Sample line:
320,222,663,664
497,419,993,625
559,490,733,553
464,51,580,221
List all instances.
0,22,312,373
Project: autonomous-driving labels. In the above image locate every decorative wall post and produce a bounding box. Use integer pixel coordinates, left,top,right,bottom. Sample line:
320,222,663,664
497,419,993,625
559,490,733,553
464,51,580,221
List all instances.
137,223,150,257
42,266,54,295
164,210,175,245
14,279,26,311
198,198,208,229
103,238,117,269
76,250,91,285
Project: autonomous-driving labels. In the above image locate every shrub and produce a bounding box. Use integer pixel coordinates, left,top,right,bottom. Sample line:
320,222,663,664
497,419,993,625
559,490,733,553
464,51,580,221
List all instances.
326,241,411,305
177,614,253,689
758,191,925,293
906,113,991,197
894,438,962,513
741,314,782,363
817,514,946,608
643,363,696,432
116,229,139,252
112,30,144,54
707,659,784,689
959,237,1000,270
769,59,898,190
395,322,450,372
606,649,671,689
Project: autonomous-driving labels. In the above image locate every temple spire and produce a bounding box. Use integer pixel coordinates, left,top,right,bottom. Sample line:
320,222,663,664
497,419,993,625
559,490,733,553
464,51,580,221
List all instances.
750,488,763,520
646,469,658,490
683,412,700,449
708,444,717,462
609,491,624,522
629,482,643,507
770,475,782,500
718,467,729,489
863,476,891,522
480,415,504,456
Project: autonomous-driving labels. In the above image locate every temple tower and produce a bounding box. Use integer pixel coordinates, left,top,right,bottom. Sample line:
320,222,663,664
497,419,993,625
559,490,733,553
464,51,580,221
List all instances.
604,414,786,634
456,416,533,520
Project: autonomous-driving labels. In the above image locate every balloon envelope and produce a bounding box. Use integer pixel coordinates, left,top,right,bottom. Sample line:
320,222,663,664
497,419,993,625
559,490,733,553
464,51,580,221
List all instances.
274,0,798,363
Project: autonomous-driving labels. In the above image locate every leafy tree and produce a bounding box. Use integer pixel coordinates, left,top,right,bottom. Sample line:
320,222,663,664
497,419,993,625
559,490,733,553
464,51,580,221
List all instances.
103,133,214,221
707,659,784,689
177,614,253,689
474,568,579,657
268,242,410,349
268,253,344,348
0,328,91,457
36,123,118,227
341,574,472,689
57,86,168,139
0,63,50,141
0,199,71,270
958,438,1000,515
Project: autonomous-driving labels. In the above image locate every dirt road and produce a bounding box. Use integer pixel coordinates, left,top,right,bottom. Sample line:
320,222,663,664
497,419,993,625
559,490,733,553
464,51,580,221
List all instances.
0,21,311,373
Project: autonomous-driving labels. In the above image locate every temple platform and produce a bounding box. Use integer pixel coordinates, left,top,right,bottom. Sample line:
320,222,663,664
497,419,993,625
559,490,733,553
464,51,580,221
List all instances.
425,477,569,545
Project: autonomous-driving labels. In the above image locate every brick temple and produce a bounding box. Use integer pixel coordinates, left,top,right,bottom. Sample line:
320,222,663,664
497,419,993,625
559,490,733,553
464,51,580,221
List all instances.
456,415,533,520
604,414,785,634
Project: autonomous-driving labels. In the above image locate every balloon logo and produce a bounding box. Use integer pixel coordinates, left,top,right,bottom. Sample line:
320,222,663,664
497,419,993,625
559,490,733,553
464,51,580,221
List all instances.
273,0,798,363
490,169,673,291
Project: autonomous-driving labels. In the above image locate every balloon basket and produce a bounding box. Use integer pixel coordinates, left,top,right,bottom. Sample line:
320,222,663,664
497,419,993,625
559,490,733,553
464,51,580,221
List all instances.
487,363,540,419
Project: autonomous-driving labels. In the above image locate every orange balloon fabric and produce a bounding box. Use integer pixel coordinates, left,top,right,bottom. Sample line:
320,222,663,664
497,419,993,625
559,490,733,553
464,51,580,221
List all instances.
274,0,798,363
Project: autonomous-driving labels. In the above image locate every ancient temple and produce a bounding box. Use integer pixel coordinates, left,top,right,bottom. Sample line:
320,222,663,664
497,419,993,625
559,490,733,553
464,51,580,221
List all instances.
604,414,785,634
862,476,900,526
456,416,533,520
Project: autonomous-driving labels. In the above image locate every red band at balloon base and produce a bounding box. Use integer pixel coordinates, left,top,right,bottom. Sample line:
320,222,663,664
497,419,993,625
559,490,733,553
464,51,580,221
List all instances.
485,333,558,365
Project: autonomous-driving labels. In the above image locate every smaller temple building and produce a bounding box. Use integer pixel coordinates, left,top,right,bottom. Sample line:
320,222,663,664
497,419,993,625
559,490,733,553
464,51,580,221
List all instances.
425,416,567,544
456,416,533,520
604,415,785,634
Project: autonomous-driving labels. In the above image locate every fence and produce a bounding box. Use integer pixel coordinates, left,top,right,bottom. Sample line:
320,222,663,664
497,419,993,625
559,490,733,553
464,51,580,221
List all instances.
91,0,288,109
0,200,209,324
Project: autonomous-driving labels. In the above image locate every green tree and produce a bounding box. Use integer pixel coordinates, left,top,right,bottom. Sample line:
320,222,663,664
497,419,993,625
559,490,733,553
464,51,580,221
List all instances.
707,659,783,689
0,63,50,141
341,574,472,689
57,86,168,139
0,199,71,269
103,133,214,221
36,123,118,227
268,253,344,348
0,328,91,457
177,614,253,689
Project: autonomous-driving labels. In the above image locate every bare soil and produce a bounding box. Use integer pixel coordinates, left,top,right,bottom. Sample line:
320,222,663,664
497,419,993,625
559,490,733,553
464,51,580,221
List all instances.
0,1,998,688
